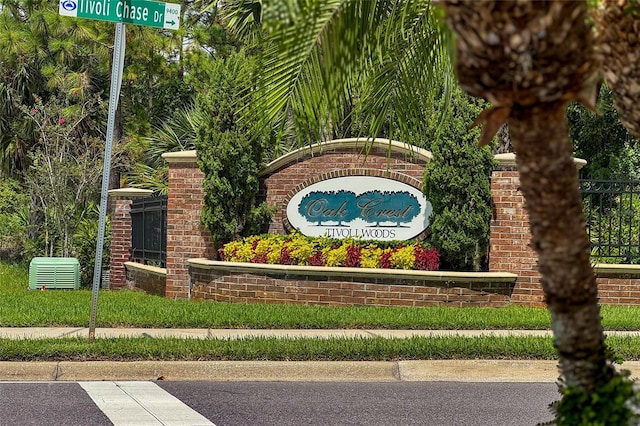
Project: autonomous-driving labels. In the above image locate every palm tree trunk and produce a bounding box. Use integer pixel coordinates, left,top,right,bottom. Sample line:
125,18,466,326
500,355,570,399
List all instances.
508,102,614,392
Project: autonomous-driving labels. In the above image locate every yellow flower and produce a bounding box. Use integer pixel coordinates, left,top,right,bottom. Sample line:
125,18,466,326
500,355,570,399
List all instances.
360,246,382,268
325,245,348,267
389,245,415,270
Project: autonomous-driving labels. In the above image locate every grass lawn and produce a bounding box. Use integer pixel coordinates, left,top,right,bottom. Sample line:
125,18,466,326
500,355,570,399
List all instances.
3,260,640,361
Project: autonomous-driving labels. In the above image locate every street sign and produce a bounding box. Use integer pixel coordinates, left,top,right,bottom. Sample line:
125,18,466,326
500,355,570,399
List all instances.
59,0,180,345
59,0,180,30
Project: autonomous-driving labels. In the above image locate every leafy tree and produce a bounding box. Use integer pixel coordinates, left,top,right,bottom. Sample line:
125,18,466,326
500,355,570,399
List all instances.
222,0,453,147
125,106,208,194
568,84,640,180
0,0,111,177
195,52,272,248
22,95,108,259
424,88,494,271
73,202,110,287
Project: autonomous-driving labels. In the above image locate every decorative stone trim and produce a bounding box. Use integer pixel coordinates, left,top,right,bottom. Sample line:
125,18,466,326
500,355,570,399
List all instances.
187,259,518,283
594,264,640,275
162,150,197,163
494,153,586,170
108,188,154,198
125,261,167,276
260,138,432,177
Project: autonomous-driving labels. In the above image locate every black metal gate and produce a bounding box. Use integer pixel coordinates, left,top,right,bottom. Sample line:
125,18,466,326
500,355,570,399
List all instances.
580,179,640,263
131,195,167,267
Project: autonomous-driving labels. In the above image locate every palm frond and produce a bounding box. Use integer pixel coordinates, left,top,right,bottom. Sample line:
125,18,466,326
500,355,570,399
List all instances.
124,163,169,194
142,106,206,168
243,0,454,147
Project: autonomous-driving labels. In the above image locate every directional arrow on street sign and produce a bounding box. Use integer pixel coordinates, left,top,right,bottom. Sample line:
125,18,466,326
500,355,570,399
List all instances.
59,0,181,30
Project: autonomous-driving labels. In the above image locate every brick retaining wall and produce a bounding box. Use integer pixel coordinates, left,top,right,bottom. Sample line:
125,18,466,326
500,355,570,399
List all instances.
125,262,166,296
189,260,517,308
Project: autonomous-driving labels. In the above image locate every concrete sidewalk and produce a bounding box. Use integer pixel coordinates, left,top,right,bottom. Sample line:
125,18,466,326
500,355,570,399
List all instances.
1,328,639,382
3,327,640,340
0,327,562,340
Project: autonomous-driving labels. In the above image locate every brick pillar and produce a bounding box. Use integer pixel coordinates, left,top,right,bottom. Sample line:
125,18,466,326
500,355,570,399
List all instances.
108,188,153,290
162,150,214,299
489,153,587,306
489,154,543,305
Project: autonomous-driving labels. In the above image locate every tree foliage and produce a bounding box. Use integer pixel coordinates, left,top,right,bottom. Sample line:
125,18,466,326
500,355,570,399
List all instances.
195,52,272,248
0,0,241,263
424,88,494,271
568,84,640,180
0,178,29,260
223,0,453,147
22,95,107,259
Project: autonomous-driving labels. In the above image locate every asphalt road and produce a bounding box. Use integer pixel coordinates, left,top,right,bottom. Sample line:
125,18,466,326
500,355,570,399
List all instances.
0,381,558,425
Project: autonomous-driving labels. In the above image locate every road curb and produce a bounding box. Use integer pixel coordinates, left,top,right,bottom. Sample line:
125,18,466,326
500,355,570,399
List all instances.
0,361,399,382
0,360,575,383
4,360,640,383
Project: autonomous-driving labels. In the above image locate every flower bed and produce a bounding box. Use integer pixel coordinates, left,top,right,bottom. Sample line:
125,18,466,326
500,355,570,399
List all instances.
219,232,440,271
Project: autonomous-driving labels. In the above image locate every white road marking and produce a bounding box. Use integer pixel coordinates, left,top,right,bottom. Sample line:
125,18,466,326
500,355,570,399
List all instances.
80,381,215,426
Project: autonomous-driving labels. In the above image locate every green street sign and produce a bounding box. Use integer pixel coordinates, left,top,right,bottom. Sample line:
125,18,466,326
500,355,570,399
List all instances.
59,0,181,30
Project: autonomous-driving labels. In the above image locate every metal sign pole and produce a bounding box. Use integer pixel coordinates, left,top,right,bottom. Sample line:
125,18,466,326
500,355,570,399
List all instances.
89,22,126,343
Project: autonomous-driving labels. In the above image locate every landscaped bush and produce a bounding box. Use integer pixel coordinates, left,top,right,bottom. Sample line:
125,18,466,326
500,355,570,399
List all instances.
220,233,440,271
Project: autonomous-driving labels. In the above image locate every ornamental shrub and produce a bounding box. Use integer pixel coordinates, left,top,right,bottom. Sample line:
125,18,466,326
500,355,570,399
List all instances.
414,244,440,271
424,87,494,271
195,52,273,250
344,245,362,267
326,245,348,267
220,233,439,271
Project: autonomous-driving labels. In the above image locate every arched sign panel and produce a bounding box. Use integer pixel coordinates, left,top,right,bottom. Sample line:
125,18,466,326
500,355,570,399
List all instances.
286,176,432,241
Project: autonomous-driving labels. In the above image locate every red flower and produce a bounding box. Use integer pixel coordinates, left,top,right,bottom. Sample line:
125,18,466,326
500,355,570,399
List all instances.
308,250,325,266
414,245,440,271
278,247,294,265
344,245,362,267
379,250,395,269
31,108,38,113
59,118,66,125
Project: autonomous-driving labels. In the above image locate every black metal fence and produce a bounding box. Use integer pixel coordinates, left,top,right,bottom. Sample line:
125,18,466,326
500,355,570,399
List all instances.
131,195,167,267
580,179,640,263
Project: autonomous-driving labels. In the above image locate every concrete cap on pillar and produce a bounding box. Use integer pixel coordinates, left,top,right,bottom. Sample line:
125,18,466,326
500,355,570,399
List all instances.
494,153,587,170
162,150,197,163
108,188,154,198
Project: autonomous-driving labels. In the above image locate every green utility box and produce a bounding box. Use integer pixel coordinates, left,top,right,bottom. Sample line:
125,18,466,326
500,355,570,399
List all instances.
28,257,80,290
